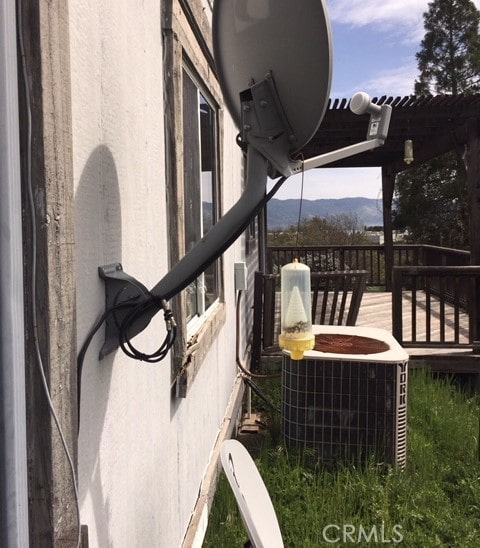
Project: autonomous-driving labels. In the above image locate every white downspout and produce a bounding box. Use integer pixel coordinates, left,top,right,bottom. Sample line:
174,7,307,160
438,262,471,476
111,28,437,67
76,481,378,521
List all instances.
0,0,30,545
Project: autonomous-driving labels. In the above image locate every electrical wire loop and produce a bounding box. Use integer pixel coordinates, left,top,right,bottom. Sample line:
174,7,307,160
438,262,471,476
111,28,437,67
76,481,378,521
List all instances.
117,294,177,363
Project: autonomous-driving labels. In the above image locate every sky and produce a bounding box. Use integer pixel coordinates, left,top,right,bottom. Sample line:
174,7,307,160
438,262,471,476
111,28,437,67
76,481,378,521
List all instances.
270,0,480,201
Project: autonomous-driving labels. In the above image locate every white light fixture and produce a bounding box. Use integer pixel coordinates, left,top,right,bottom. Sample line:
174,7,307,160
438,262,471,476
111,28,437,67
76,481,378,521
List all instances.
404,139,414,164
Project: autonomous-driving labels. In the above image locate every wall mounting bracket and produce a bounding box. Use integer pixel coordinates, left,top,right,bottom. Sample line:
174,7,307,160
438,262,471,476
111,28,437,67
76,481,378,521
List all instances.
97,263,154,359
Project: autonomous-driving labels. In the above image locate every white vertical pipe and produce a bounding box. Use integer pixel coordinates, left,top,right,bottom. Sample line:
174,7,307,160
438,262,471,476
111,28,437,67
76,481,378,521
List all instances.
0,0,30,545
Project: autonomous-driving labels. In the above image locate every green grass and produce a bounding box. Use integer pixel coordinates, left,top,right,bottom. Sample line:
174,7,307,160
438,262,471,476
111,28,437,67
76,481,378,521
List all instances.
203,370,480,547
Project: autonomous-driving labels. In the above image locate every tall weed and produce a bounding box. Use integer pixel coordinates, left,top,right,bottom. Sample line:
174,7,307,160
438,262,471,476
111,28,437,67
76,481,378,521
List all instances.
204,370,480,547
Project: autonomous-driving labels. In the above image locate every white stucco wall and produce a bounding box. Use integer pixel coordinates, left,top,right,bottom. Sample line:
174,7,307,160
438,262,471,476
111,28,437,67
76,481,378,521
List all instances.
70,1,244,546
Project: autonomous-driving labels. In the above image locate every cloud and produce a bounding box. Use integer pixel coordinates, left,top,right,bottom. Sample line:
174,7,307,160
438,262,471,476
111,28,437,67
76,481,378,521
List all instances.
328,0,428,39
327,0,480,43
345,62,418,98
331,60,418,99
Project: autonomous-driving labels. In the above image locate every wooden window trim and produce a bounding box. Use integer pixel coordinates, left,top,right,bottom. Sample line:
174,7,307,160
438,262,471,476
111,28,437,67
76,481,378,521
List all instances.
163,0,226,396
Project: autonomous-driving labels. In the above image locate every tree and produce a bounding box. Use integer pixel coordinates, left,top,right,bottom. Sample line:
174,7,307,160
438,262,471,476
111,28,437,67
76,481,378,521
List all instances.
415,0,480,94
394,152,469,248
268,213,368,247
268,214,369,271
394,0,480,250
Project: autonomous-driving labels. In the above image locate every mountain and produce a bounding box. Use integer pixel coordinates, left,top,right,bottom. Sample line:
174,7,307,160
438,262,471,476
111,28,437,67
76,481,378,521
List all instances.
267,197,383,230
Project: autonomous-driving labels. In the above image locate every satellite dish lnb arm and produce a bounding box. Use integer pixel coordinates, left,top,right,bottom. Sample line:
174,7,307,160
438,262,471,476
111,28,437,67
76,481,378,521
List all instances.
300,93,392,172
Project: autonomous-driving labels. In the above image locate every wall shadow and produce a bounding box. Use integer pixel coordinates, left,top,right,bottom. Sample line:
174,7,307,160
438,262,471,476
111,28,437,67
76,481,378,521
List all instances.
75,144,121,547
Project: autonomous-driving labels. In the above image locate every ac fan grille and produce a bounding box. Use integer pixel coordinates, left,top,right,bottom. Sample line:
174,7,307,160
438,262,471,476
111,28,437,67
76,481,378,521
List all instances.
282,356,408,468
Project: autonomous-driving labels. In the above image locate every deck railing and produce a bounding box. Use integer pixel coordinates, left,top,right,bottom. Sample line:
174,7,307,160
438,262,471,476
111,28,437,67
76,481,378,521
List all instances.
267,245,386,285
267,244,470,287
267,244,478,350
392,266,480,348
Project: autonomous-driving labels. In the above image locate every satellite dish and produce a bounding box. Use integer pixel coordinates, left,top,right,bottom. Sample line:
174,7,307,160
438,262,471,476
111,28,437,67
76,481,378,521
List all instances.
97,0,336,358
96,1,390,362
213,0,332,156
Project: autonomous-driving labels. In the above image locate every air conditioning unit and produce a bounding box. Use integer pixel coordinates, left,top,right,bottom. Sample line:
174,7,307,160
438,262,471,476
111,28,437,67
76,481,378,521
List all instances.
282,326,408,468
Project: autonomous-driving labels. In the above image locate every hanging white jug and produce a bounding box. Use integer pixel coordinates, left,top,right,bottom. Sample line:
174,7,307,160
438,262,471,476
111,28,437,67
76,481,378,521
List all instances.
278,259,315,360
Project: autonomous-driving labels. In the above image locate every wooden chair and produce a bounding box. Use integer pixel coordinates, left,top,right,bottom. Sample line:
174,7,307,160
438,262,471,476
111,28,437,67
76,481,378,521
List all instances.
251,270,368,369
311,270,368,327
252,273,279,369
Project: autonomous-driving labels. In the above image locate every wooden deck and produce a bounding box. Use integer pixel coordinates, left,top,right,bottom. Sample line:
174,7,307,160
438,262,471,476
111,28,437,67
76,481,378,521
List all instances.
263,247,480,376
261,289,480,374
357,291,468,352
356,291,479,373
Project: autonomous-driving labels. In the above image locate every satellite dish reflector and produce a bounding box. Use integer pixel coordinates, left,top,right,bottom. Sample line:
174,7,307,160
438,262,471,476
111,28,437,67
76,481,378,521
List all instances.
213,0,332,155
220,439,284,547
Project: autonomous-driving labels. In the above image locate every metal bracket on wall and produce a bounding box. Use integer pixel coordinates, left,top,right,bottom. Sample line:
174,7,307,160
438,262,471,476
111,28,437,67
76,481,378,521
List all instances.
239,72,302,178
97,263,152,359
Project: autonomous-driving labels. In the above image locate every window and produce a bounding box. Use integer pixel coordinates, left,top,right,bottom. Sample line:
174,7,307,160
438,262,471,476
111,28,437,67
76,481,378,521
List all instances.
182,69,221,328
163,0,227,394
245,218,257,256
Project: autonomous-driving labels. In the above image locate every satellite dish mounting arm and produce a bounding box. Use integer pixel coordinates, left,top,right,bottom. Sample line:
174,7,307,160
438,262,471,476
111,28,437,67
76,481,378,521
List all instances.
98,146,272,359
300,92,392,172
151,145,270,300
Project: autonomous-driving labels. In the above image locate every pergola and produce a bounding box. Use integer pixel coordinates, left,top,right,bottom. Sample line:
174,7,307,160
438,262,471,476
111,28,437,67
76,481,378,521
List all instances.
301,94,480,291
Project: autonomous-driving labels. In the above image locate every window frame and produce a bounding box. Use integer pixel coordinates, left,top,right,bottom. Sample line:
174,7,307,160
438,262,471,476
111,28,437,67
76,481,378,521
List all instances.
162,0,226,396
182,65,222,334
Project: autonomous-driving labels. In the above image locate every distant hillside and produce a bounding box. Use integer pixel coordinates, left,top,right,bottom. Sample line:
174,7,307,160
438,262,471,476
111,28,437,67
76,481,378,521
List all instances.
267,197,383,230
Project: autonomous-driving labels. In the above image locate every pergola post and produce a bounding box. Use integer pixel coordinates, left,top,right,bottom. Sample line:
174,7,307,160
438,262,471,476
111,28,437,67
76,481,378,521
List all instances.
382,166,396,292
466,118,480,345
